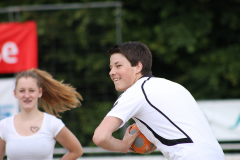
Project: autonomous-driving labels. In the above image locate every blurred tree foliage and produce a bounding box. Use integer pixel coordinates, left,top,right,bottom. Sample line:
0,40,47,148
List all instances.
0,0,240,147
121,0,240,99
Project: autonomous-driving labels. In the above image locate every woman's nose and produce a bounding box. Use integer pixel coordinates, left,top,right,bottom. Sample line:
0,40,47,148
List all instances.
24,91,30,97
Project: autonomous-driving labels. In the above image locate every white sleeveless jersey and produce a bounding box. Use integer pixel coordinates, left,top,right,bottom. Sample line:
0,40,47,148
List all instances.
0,112,65,160
107,73,225,160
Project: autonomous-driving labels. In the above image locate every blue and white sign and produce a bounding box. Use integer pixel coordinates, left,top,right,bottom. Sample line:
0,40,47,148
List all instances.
0,78,19,120
198,99,240,141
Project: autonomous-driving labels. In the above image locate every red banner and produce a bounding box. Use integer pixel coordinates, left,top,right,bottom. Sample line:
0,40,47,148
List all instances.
0,21,38,73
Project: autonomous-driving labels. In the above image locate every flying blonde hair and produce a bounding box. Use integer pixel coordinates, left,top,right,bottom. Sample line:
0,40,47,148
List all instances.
15,68,83,117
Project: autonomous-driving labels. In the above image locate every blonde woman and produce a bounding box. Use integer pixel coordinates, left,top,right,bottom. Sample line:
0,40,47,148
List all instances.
0,69,83,160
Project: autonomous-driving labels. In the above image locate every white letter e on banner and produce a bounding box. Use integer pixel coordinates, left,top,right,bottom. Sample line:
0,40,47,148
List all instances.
0,41,19,64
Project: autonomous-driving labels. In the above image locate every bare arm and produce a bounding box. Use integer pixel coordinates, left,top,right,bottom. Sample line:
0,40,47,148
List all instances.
92,116,141,153
56,126,83,160
0,138,5,160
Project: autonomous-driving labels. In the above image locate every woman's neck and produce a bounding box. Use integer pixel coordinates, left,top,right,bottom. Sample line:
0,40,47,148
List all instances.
17,109,43,121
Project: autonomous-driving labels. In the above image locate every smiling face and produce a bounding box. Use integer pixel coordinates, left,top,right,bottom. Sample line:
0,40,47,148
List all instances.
14,77,42,111
109,53,143,91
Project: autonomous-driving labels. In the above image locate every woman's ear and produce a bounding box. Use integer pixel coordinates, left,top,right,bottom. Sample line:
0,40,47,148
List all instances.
14,89,17,98
39,88,43,98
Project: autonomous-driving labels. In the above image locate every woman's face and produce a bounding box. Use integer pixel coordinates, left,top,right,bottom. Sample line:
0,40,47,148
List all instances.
14,77,42,111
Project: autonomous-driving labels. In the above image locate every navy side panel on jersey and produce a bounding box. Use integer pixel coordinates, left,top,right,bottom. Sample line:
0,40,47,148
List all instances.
138,77,193,146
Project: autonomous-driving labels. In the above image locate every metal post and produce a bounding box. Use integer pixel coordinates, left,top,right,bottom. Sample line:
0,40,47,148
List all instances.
116,3,122,44
8,12,14,22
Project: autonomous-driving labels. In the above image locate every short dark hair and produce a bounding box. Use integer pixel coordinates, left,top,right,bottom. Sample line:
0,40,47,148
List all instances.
108,41,152,75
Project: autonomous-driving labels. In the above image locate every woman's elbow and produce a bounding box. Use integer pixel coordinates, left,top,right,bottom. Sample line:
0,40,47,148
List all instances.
74,142,84,158
78,149,83,158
